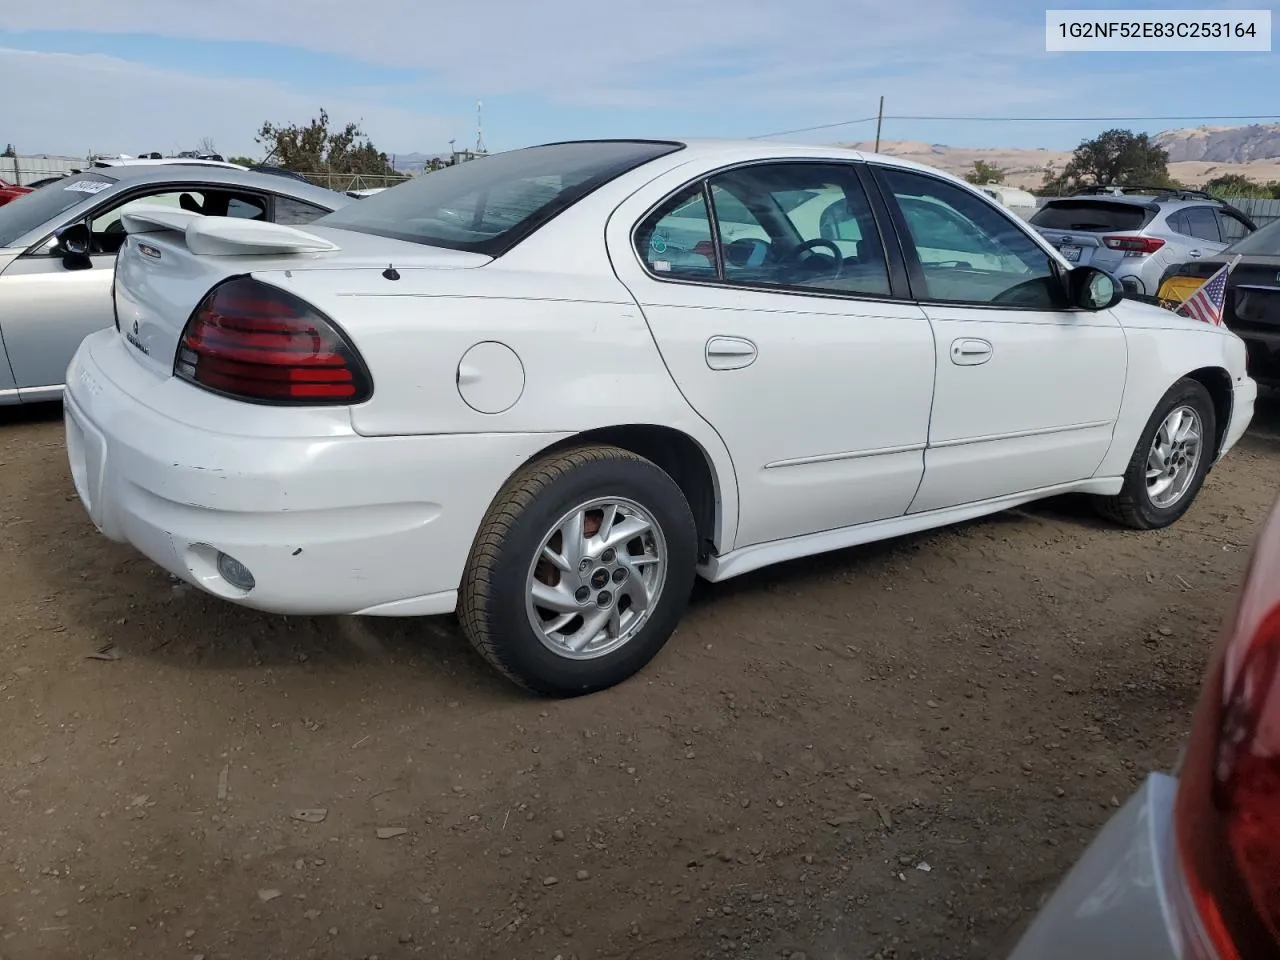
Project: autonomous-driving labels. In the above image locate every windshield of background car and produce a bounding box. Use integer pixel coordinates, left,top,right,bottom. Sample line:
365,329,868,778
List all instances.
1224,218,1280,256
314,141,684,255
0,172,115,247
1028,199,1155,232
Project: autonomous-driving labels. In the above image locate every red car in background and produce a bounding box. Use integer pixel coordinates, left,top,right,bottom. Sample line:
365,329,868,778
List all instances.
0,178,32,207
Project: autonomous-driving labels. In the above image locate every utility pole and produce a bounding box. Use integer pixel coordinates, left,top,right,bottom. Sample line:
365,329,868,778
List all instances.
874,96,884,153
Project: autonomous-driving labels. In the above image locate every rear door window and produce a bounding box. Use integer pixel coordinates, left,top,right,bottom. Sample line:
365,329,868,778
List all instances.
635,186,718,280
1029,200,1154,233
1182,207,1222,243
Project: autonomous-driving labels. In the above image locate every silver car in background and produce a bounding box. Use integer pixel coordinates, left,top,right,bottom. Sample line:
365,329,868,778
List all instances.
1007,494,1280,960
0,165,351,405
1029,188,1257,297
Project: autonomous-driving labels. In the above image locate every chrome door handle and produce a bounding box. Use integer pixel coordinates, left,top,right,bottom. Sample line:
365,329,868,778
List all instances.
705,336,758,371
950,338,992,366
1187,250,1203,258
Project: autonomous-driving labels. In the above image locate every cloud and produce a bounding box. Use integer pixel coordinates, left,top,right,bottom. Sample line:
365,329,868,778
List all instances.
4,0,1058,107
2,1,1228,155
0,47,458,157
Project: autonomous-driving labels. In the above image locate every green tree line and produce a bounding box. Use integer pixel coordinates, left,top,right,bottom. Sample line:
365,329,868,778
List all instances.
963,129,1280,198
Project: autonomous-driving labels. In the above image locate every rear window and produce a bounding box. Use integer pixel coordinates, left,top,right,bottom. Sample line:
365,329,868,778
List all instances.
1029,199,1155,233
0,172,115,247
315,140,684,256
1225,218,1280,256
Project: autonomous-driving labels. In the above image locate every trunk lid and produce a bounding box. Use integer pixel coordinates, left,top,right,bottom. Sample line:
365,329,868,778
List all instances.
1033,228,1117,270
112,217,489,381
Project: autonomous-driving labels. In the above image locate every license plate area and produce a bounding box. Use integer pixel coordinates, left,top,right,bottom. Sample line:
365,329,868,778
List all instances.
1059,244,1081,262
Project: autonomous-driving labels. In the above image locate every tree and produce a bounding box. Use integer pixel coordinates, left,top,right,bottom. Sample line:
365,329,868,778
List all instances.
1,144,14,158
1044,129,1174,193
255,108,407,187
1203,173,1273,199
964,160,1006,185
196,136,220,157
227,155,257,168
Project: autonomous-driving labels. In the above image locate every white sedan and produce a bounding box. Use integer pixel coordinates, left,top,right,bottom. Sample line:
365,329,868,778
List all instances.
63,139,1256,696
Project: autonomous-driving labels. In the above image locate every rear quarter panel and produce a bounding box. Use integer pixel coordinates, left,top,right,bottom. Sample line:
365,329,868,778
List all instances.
263,264,742,547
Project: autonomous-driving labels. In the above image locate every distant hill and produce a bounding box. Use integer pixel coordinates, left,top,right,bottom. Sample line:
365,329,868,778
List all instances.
1154,124,1280,163
841,123,1280,191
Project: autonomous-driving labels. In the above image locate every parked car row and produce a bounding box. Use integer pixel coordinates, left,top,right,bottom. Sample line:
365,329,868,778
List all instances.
0,164,351,403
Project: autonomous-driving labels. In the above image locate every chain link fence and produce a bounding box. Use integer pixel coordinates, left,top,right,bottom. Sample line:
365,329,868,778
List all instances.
293,171,414,192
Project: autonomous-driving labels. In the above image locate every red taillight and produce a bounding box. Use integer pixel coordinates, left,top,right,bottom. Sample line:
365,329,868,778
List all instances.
1103,235,1166,255
175,277,371,405
1175,498,1280,959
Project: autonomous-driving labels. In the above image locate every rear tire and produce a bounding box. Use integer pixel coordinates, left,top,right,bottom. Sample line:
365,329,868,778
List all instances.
459,444,698,697
1093,378,1216,530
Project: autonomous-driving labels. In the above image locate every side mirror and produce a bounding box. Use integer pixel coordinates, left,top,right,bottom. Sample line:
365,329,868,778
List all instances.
1066,265,1122,311
54,223,93,270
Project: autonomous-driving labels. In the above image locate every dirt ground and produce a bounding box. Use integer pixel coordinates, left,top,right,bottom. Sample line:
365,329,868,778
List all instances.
1,394,1278,960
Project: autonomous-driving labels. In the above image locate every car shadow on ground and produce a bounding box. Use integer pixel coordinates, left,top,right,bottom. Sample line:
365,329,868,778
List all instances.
9,387,1278,689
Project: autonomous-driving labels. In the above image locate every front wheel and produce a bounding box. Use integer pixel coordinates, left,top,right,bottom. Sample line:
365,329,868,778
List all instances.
459,445,698,696
1093,378,1216,530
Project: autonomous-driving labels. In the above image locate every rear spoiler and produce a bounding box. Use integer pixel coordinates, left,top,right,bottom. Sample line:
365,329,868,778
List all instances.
120,204,340,255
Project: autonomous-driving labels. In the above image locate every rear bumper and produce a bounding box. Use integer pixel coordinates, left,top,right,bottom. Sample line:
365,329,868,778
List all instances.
64,330,569,617
1219,376,1258,462
1006,774,1183,960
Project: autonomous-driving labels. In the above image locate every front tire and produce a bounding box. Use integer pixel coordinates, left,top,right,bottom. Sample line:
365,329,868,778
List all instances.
459,444,698,697
1093,378,1216,530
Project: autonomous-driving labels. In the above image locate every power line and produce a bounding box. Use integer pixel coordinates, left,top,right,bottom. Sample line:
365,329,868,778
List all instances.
751,113,1280,139
748,116,878,139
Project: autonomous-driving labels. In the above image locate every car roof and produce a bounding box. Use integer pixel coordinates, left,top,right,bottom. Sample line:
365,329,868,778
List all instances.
532,138,994,193
1050,193,1226,211
1049,194,1159,208
85,163,350,207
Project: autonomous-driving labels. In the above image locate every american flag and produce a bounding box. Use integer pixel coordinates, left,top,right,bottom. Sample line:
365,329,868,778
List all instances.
1177,255,1242,326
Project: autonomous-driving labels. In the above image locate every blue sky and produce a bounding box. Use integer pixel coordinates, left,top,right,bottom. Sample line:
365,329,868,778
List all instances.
0,0,1275,160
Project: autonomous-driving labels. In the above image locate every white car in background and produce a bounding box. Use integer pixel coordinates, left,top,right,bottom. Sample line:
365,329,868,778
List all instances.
63,139,1256,696
977,183,1038,219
